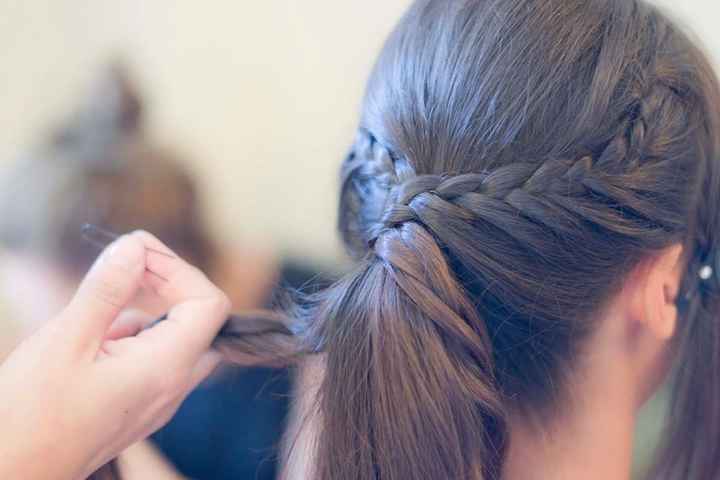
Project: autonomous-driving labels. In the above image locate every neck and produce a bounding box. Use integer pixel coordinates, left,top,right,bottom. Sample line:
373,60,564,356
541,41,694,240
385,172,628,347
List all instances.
503,363,637,480
503,398,634,480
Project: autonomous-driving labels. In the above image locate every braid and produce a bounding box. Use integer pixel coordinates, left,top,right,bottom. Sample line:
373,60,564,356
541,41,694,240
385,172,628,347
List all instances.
336,71,698,411
373,223,496,373
346,99,684,261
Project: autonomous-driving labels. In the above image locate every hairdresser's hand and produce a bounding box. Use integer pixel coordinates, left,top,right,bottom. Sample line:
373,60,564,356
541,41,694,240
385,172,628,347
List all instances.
0,232,230,480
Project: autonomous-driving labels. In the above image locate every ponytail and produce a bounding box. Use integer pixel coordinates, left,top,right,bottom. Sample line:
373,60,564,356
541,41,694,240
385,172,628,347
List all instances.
304,223,506,479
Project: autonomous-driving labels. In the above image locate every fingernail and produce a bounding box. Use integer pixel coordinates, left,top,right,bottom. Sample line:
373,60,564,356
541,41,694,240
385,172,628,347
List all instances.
103,236,142,270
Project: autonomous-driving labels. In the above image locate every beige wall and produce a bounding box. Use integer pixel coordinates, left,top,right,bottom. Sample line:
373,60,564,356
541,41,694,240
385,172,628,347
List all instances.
0,1,717,265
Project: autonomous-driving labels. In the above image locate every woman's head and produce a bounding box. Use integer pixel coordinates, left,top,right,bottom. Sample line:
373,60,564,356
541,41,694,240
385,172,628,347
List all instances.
0,65,217,329
297,0,720,478
344,0,720,404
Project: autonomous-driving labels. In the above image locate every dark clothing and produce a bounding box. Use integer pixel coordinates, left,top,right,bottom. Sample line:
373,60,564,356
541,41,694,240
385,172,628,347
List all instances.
152,366,291,480
152,262,332,480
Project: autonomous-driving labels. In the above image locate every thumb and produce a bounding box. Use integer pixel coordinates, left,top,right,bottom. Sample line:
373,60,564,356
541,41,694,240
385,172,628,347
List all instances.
59,234,146,350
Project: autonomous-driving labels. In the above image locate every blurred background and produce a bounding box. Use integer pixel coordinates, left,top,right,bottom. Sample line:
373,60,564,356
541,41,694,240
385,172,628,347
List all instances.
0,1,718,479
0,1,414,268
0,0,718,263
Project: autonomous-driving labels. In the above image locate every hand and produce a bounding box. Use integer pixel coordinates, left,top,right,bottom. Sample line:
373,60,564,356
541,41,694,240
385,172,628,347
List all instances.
116,441,187,480
0,231,230,480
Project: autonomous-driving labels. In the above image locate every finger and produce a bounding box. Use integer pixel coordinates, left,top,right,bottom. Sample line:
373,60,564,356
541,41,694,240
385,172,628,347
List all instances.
132,231,218,303
187,349,222,390
98,338,131,359
139,295,230,367
105,231,229,371
132,230,230,351
59,234,146,349
131,230,176,257
105,309,155,340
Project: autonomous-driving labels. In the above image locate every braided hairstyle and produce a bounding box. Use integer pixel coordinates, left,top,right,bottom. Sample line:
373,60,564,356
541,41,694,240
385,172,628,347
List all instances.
289,0,720,478
299,1,720,477
95,0,720,478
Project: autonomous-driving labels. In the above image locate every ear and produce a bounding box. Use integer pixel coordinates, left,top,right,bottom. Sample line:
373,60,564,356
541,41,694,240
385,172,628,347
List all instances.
635,244,684,340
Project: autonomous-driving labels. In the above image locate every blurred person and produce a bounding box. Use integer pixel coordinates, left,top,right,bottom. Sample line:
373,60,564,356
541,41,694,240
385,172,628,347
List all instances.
0,66,328,480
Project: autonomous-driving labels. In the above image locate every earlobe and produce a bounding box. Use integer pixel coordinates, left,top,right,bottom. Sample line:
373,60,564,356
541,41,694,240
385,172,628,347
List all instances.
657,284,678,339
648,244,684,340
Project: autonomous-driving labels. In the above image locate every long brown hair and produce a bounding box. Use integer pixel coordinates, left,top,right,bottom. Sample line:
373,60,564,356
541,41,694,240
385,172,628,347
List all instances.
95,0,720,478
